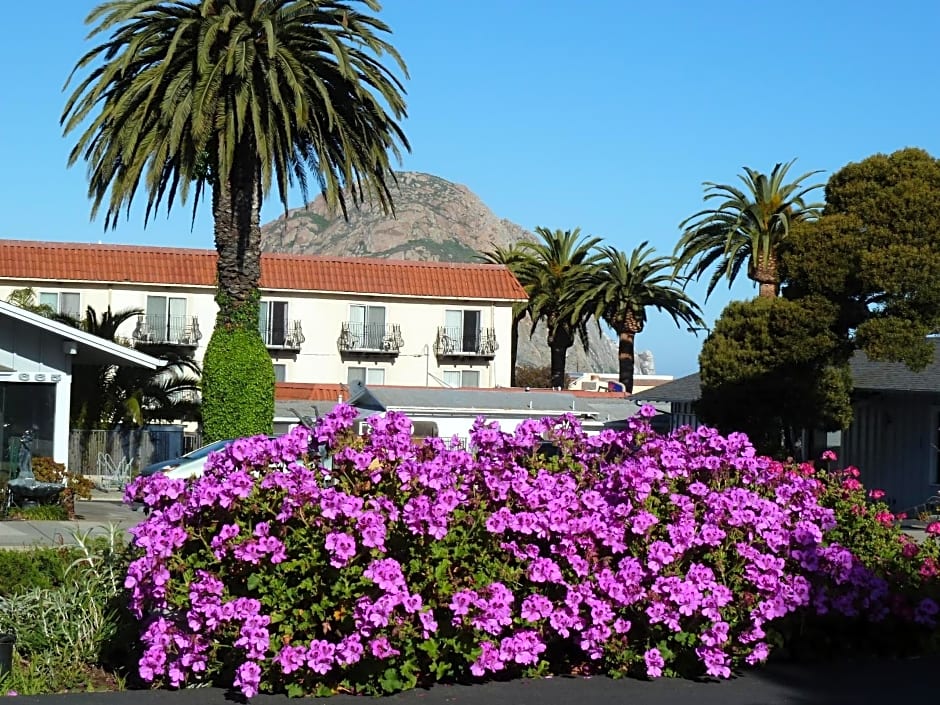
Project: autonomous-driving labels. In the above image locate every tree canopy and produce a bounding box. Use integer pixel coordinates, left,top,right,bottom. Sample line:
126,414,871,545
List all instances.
782,147,940,371
677,160,823,299
697,296,853,457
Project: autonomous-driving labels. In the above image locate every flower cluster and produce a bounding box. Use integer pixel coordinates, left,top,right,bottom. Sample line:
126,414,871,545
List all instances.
124,404,940,697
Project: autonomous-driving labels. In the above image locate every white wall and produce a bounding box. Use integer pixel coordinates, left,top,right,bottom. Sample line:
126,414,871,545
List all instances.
0,281,516,389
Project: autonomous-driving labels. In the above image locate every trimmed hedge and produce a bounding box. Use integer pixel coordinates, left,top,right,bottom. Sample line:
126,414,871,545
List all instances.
201,325,274,443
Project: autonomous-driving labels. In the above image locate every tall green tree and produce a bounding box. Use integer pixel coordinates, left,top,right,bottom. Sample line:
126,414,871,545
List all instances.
479,242,530,387
782,148,940,373
62,0,409,440
517,227,601,389
677,160,823,298
575,244,703,393
697,297,853,457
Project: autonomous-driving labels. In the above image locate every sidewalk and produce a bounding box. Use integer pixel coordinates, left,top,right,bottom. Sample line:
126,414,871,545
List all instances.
0,497,139,549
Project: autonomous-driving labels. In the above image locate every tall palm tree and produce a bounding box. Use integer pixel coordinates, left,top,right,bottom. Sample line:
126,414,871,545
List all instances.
479,242,530,387
576,244,704,393
61,0,409,434
518,227,602,389
60,306,202,430
676,160,823,298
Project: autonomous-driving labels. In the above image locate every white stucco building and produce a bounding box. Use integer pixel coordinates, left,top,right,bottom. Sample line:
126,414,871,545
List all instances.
0,240,527,392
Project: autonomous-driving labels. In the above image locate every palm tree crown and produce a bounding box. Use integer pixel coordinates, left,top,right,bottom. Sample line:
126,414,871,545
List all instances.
676,160,823,298
62,0,409,228
517,227,602,389
576,244,703,392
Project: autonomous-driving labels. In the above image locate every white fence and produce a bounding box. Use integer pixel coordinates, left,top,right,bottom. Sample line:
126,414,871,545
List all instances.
68,428,202,490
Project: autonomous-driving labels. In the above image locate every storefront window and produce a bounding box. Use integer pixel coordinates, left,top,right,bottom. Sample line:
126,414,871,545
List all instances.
0,383,56,478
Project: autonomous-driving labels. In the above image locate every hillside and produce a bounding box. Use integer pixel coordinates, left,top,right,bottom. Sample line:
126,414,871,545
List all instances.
260,172,618,374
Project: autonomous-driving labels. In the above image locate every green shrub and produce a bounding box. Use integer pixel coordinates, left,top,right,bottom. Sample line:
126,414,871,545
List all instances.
201,324,274,442
7,504,70,521
0,528,133,694
0,548,76,595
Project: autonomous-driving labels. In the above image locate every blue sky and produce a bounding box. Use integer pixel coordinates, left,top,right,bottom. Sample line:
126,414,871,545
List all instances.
2,0,939,376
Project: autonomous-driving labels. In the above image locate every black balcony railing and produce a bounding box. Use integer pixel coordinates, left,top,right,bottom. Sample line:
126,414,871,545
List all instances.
262,320,305,350
338,322,403,354
434,326,498,357
133,314,202,346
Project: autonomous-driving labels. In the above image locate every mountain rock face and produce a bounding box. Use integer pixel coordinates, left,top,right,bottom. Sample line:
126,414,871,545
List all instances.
260,172,618,374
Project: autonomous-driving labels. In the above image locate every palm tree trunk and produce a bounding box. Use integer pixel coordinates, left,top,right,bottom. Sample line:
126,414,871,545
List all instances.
547,326,574,389
509,311,525,387
754,254,779,298
618,328,637,394
212,139,263,328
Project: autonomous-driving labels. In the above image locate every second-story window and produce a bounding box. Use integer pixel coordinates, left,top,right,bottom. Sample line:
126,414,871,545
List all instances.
146,295,187,343
443,370,480,388
259,301,289,346
39,291,81,318
444,309,482,353
349,304,387,350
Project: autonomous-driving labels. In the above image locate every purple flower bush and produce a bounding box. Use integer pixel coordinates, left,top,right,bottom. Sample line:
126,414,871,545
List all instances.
124,406,940,697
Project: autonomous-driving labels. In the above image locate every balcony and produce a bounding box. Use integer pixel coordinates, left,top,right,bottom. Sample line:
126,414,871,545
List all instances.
132,315,202,348
338,322,403,355
434,327,498,359
262,320,305,351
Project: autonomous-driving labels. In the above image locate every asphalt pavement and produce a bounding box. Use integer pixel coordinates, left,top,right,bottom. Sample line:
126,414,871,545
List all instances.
8,653,940,704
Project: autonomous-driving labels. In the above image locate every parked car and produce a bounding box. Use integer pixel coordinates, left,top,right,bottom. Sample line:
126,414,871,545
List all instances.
139,439,235,478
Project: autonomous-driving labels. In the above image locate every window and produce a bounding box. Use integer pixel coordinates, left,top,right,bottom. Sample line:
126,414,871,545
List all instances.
145,295,187,343
39,292,80,318
347,367,385,387
273,364,287,383
444,309,482,353
349,305,387,349
259,301,289,346
443,370,480,388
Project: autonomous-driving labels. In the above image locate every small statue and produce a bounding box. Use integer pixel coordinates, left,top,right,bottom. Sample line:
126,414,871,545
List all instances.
17,429,34,480
635,350,656,376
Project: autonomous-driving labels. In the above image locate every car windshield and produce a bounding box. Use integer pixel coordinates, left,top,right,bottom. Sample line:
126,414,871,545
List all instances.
181,439,233,460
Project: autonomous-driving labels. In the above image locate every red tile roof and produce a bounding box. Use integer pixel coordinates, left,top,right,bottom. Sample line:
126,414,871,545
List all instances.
275,382,349,402
0,240,528,301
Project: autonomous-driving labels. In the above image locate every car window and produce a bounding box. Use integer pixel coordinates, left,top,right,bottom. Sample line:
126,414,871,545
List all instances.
182,439,233,460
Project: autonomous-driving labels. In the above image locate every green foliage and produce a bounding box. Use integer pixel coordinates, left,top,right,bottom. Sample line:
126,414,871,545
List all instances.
0,548,74,596
514,227,602,388
782,148,940,371
698,297,853,456
7,505,70,522
58,306,201,430
677,160,824,298
0,528,133,695
202,325,275,442
62,0,409,229
573,243,703,392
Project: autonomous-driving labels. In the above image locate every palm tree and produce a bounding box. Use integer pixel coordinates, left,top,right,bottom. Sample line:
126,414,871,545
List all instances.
576,244,704,393
479,242,530,386
61,0,409,433
60,306,202,429
676,160,823,298
518,227,602,389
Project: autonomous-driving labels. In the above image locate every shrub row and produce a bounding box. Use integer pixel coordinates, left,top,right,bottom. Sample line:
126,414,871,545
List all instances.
125,406,940,698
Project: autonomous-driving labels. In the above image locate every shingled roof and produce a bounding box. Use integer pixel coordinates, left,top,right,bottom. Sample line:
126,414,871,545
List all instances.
0,240,528,301
638,339,940,404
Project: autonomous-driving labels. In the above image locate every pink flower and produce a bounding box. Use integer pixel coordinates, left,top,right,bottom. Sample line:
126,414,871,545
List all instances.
869,489,886,500
926,522,940,535
821,450,837,461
